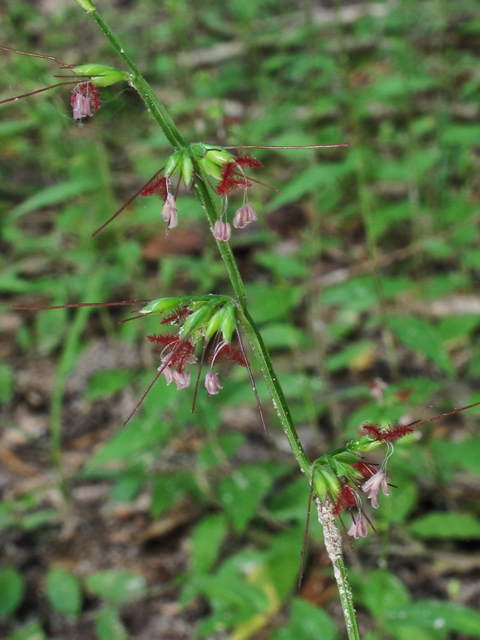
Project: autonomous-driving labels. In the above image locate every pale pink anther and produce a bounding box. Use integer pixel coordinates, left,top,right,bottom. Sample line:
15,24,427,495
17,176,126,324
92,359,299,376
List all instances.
361,470,389,509
232,203,258,229
159,364,174,385
72,93,93,120
205,371,223,395
161,194,178,229
211,220,231,241
347,516,368,539
172,370,190,390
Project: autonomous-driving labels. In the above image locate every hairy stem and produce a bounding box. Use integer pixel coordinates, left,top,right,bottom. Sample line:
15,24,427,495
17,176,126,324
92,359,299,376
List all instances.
315,498,361,640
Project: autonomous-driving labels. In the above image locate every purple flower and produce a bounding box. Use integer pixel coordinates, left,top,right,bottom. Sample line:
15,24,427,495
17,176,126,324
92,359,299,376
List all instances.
158,364,190,390
211,220,231,241
71,82,99,120
161,194,178,229
72,93,93,120
172,370,191,390
361,470,389,509
159,364,174,385
233,203,257,229
205,371,222,395
347,516,368,539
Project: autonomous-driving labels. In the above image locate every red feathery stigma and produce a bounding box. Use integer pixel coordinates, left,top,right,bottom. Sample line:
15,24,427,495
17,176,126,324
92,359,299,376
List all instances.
360,422,416,443
71,82,99,112
332,485,356,515
235,153,263,169
147,333,181,347
353,461,377,480
170,340,196,373
208,343,246,367
140,175,168,200
216,162,252,196
160,305,191,326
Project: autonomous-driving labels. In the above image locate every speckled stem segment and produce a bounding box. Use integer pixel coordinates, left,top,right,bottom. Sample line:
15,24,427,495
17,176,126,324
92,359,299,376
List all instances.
315,498,361,640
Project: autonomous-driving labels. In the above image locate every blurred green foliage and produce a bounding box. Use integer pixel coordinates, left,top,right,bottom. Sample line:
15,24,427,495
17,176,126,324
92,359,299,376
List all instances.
1,0,480,638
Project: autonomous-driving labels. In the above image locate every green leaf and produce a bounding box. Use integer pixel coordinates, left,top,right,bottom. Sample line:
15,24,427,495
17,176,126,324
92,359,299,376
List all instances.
150,472,200,518
8,620,46,640
0,568,25,616
268,161,351,209
379,481,418,525
45,567,82,617
261,323,310,349
266,526,305,601
21,509,58,530
197,434,245,468
431,437,480,475
95,607,127,640
35,307,67,356
409,512,480,539
0,364,14,404
85,418,170,468
245,284,298,323
219,464,286,533
353,570,410,620
0,503,17,531
386,600,480,637
85,570,146,604
190,515,227,576
255,253,308,279
389,315,454,376
268,477,311,522
12,179,99,218
270,598,337,640
327,340,376,372
85,370,136,402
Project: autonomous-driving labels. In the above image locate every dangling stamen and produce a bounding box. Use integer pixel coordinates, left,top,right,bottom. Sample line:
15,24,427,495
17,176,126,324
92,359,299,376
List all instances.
210,340,228,368
236,329,267,433
381,441,395,472
91,167,165,237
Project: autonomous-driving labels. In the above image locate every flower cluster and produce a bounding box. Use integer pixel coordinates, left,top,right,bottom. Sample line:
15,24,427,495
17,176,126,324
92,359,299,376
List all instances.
138,296,246,397
312,421,416,540
133,145,263,239
0,48,128,122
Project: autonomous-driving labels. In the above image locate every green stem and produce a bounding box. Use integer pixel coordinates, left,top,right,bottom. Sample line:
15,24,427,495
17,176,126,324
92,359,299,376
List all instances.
193,178,311,477
87,2,311,480
91,9,185,151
